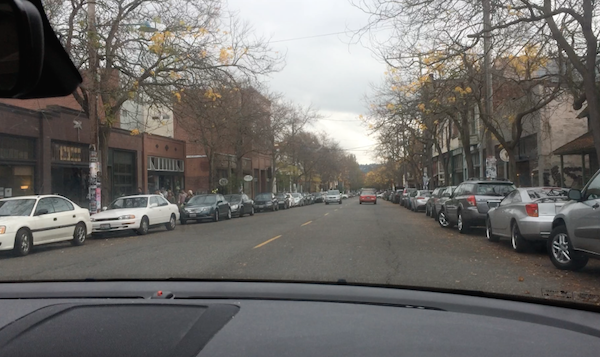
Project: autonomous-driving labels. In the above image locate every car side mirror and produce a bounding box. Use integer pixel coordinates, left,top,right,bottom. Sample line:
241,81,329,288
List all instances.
35,208,48,216
217,200,223,204
568,189,582,201
149,203,158,208
102,206,107,211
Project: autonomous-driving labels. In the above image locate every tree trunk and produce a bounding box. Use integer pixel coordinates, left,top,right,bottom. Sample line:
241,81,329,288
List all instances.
506,147,518,185
99,124,111,206
458,125,475,179
208,151,215,191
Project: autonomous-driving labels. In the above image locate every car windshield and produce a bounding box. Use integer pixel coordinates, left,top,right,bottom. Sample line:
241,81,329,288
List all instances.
476,184,516,196
225,194,241,202
188,195,216,205
3,0,600,310
109,197,148,209
0,199,36,216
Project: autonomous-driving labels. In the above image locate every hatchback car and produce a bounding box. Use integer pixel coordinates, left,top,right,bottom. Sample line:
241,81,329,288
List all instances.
180,194,231,223
486,187,569,252
438,180,516,233
224,194,255,217
92,194,180,233
0,195,91,256
409,190,432,212
547,169,600,270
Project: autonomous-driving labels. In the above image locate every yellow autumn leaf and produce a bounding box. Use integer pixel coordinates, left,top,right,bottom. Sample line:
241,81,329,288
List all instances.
130,128,140,136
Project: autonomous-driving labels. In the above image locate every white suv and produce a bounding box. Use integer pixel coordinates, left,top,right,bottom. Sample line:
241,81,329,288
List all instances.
325,190,342,205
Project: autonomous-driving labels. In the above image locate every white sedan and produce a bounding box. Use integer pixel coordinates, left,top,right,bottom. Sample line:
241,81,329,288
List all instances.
0,195,92,256
91,195,180,236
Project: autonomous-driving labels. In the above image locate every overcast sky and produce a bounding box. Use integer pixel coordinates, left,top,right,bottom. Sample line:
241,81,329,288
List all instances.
228,0,385,164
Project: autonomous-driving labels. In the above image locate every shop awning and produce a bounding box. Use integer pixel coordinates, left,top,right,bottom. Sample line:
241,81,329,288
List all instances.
553,131,595,156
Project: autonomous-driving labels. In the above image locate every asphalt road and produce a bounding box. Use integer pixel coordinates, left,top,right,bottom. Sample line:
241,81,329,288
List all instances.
1,197,600,304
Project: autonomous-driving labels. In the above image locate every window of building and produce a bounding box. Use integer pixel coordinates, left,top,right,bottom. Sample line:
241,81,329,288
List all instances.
0,135,36,161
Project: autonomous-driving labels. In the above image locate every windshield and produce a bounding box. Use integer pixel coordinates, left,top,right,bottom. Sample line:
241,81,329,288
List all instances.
188,195,216,205
0,199,36,216
225,194,241,202
109,197,148,209
3,0,600,309
477,184,517,196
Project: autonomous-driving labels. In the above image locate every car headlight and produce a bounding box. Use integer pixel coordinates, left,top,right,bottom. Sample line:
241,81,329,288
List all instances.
0,226,5,234
118,215,136,220
231,204,239,209
201,207,210,212
90,217,96,222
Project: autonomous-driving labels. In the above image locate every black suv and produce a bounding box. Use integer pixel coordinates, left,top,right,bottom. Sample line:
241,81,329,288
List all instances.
438,180,515,234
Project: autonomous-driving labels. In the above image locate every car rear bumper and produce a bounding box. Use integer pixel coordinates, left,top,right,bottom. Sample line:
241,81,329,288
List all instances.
518,216,555,239
461,207,487,226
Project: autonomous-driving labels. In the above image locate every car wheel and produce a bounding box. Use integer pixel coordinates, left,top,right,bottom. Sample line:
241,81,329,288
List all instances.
438,210,451,228
165,214,176,231
71,222,87,246
511,222,529,252
214,210,219,222
486,216,499,242
136,216,149,235
360,201,362,204
457,211,470,234
547,225,588,270
14,228,32,257
250,206,255,216
226,208,232,219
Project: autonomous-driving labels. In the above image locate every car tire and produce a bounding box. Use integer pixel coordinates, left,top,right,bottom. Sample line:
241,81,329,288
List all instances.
547,225,588,270
71,222,87,246
425,206,429,217
486,216,499,242
214,210,219,222
226,209,232,220
165,214,176,231
511,222,529,252
250,206,255,216
374,201,377,205
457,211,470,234
137,216,149,235
14,228,32,257
438,210,451,228
360,201,362,204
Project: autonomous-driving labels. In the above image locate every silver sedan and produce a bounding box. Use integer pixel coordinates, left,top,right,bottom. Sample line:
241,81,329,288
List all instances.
485,187,569,252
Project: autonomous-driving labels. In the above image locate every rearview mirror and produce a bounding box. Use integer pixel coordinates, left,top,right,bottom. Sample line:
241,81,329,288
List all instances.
568,189,582,201
35,208,48,216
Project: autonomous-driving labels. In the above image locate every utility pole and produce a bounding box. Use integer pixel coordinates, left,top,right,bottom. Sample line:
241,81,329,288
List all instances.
88,0,101,214
482,0,496,180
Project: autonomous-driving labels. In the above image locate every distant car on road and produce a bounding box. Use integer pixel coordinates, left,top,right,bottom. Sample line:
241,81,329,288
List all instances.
341,193,349,199
325,189,342,205
275,193,291,209
547,169,600,270
400,188,416,207
359,188,377,204
290,193,303,207
255,193,279,212
313,192,324,203
0,195,92,256
224,194,255,217
486,187,569,252
438,180,516,234
180,194,230,223
410,190,432,212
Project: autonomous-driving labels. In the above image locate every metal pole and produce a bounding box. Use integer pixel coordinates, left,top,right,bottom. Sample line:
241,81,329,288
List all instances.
483,0,496,179
88,0,100,214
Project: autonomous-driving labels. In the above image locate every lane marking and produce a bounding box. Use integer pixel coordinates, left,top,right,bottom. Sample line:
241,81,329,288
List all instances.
253,235,282,249
324,213,329,216
334,209,339,211
301,221,312,227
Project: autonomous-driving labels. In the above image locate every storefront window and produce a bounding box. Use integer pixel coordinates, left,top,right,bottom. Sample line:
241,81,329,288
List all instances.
112,150,135,198
0,165,35,198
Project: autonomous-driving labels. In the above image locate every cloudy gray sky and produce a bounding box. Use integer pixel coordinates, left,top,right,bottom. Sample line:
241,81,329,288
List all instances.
228,0,385,164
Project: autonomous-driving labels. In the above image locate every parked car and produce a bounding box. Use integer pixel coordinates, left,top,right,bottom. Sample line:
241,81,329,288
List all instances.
290,193,304,207
341,193,349,199
409,190,432,212
275,193,291,209
485,187,569,252
393,188,404,204
425,187,444,217
303,192,313,205
325,189,342,204
400,188,416,207
405,190,418,210
92,194,180,233
180,194,230,223
547,169,600,270
255,193,279,212
313,192,324,203
432,186,456,220
224,194,255,217
0,195,92,256
359,188,377,204
438,180,516,233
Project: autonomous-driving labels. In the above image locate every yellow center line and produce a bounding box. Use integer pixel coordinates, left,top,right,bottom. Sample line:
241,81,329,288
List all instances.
324,213,329,216
301,221,312,226
253,235,282,249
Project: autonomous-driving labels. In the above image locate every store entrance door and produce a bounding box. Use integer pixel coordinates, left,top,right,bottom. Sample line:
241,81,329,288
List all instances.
51,166,89,207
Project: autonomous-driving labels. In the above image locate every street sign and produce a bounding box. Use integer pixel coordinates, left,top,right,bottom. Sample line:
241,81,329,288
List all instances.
499,149,509,162
219,178,228,186
243,175,253,182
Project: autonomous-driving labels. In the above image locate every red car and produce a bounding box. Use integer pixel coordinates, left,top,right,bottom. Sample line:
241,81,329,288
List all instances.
359,189,377,204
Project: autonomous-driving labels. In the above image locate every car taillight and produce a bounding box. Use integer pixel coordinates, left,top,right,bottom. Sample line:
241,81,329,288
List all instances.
417,197,424,200
525,203,539,217
466,195,476,206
